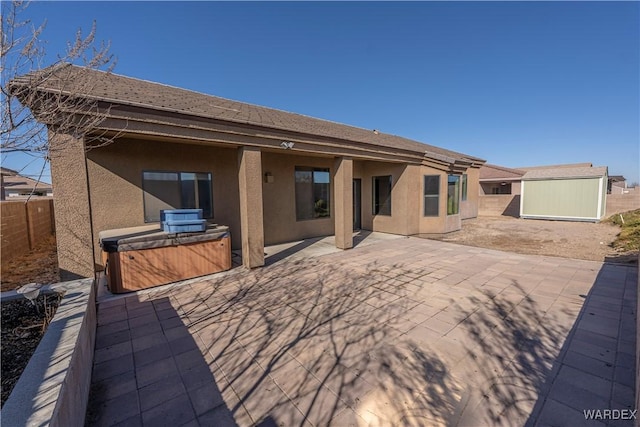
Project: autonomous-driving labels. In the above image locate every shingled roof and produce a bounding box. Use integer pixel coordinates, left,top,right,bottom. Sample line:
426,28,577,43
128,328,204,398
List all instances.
479,164,525,180
522,166,607,180
10,64,484,165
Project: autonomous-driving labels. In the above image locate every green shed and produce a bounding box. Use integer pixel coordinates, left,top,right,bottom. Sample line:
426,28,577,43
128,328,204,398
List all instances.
520,166,608,222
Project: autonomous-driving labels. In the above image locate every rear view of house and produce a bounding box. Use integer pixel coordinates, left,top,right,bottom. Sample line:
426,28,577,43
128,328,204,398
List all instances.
11,64,485,280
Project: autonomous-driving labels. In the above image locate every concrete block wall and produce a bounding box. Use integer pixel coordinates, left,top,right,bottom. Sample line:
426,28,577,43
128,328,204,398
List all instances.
606,193,640,217
1,199,55,265
478,195,521,217
26,199,55,245
1,201,31,262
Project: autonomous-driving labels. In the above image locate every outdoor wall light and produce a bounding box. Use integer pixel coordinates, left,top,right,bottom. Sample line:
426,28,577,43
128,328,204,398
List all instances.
264,172,274,184
280,141,295,150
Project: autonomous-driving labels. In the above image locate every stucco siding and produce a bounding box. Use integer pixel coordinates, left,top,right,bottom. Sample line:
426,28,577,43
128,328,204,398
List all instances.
50,133,95,279
461,167,480,220
521,178,601,219
83,137,478,272
418,166,447,234
360,162,413,235
261,152,335,245
86,138,242,265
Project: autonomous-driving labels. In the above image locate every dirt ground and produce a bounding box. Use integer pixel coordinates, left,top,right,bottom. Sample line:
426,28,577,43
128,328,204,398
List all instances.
422,215,637,264
1,294,61,407
1,235,59,292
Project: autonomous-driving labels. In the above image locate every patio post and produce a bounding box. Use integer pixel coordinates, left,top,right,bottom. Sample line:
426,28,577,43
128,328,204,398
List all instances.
333,157,353,249
49,131,96,280
237,146,265,268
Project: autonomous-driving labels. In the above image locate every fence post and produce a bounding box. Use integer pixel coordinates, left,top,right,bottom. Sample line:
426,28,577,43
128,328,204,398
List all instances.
24,201,34,250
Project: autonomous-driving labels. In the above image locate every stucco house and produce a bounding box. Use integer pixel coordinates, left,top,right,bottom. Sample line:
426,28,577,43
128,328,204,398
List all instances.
608,175,627,194
11,64,485,280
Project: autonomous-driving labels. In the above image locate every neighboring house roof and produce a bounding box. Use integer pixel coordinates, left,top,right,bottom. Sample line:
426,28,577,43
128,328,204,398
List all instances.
479,164,525,181
10,64,485,167
2,174,52,192
609,175,626,182
1,167,19,176
522,166,608,180
518,162,593,171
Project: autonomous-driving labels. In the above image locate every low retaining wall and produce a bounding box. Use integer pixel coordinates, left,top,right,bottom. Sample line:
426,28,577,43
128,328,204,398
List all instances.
1,278,95,427
0,199,55,265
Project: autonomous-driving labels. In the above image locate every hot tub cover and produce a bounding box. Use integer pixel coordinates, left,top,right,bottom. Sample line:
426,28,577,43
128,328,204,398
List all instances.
99,224,229,253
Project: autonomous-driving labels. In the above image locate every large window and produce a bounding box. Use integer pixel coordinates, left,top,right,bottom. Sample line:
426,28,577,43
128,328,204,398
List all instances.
295,167,330,220
142,171,213,222
461,174,468,201
373,175,392,216
423,175,440,217
447,175,460,215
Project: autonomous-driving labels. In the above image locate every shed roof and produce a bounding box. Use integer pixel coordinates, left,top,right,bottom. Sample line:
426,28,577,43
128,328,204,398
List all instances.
10,64,484,166
522,166,608,180
518,162,593,171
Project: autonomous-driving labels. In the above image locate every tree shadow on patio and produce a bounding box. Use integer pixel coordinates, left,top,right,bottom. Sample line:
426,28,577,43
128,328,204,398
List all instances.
446,279,571,425
171,256,464,426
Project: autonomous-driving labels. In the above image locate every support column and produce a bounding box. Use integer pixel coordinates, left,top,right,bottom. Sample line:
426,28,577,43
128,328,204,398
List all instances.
333,157,353,249
238,147,265,268
49,131,95,280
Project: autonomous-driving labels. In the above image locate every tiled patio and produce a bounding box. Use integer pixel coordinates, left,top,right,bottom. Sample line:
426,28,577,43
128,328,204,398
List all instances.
86,236,637,427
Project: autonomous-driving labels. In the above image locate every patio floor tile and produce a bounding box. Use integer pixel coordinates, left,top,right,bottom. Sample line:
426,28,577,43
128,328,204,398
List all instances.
138,373,187,412
92,353,135,383
136,357,180,389
87,236,636,427
140,393,196,427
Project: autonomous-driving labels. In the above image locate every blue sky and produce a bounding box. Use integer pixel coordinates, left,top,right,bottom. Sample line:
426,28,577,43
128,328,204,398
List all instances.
3,1,639,184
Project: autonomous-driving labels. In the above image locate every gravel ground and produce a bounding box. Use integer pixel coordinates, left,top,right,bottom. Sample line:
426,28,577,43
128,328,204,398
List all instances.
421,215,636,263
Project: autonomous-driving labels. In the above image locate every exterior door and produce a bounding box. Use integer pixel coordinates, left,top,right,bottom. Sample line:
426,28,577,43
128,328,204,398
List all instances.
353,179,361,230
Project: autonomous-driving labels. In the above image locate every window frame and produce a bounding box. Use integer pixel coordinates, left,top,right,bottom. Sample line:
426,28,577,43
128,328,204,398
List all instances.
372,175,393,216
461,174,468,201
142,170,214,223
294,166,331,221
423,175,440,217
447,175,460,216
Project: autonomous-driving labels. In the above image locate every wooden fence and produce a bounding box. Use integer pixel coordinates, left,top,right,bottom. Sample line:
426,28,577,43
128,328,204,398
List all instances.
1,199,55,266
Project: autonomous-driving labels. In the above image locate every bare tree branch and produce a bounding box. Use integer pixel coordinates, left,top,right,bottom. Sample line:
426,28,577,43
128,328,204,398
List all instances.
1,0,118,166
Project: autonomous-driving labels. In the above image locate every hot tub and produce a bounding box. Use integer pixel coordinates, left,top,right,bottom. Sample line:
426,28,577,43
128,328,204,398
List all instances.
99,224,231,294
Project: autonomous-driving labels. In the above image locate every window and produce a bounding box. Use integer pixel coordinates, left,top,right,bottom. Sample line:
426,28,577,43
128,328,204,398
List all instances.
461,174,468,201
447,175,460,215
423,175,440,216
295,167,330,220
142,171,213,222
373,175,392,216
